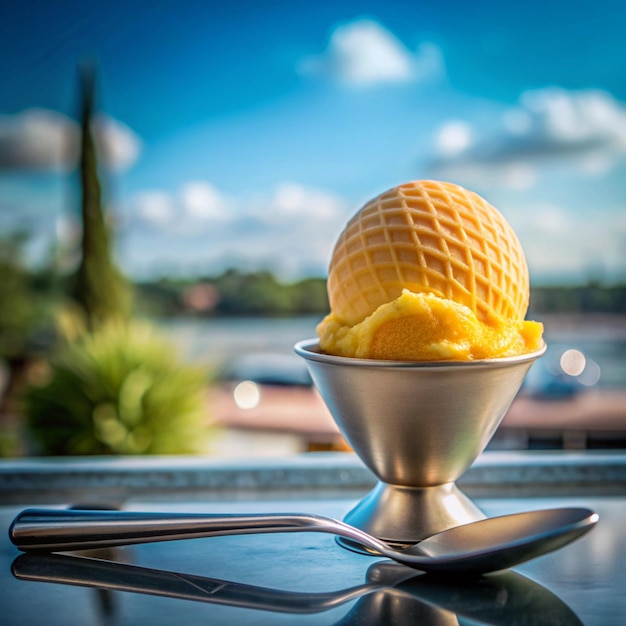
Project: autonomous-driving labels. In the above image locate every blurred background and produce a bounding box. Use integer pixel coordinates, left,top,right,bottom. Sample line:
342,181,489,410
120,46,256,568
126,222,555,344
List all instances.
1,0,625,458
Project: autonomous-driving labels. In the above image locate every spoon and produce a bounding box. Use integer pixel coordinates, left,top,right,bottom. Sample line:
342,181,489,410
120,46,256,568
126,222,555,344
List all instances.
9,506,597,575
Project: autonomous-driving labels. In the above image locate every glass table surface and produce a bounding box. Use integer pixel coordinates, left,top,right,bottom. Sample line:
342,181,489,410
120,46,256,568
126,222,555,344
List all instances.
1,493,624,625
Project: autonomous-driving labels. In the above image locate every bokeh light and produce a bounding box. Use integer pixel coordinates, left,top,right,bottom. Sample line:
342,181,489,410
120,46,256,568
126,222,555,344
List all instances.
233,380,261,410
560,349,586,376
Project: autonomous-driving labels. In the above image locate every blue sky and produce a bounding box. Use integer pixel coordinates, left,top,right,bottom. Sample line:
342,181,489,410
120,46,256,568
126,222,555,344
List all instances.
1,0,626,284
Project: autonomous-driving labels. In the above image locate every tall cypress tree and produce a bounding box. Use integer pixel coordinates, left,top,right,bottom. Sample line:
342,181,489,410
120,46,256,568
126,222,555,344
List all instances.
71,63,131,329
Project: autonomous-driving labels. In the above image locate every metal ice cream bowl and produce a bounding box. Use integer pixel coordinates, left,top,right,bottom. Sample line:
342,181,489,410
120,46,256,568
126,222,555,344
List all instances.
295,338,546,549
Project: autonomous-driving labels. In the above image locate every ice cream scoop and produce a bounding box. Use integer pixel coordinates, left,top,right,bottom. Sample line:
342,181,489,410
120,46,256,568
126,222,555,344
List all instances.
318,180,543,360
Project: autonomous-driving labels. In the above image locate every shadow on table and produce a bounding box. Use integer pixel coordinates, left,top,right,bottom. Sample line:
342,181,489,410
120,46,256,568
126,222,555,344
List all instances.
12,553,582,625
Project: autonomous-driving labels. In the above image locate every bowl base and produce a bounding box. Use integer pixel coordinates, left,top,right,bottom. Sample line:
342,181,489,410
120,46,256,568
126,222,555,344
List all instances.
340,481,485,552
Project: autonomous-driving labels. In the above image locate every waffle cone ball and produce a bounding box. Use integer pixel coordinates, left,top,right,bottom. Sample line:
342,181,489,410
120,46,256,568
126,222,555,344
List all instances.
318,180,543,360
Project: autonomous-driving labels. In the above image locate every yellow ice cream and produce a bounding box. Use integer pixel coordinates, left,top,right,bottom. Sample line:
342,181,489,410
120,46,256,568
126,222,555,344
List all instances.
317,180,543,361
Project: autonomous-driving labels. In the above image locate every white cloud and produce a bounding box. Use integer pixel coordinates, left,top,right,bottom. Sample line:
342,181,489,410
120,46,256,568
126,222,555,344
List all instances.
134,181,345,228
266,182,345,222
179,181,232,221
0,109,78,171
430,88,626,187
300,19,444,86
131,183,233,234
519,88,626,156
0,108,141,172
433,120,473,157
250,183,348,275
93,115,142,172
510,203,626,281
133,191,176,227
125,179,626,282
127,181,349,277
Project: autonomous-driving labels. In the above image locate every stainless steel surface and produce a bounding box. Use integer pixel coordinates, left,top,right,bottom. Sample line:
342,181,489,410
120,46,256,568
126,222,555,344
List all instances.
9,506,596,575
295,339,545,543
11,554,583,624
339,481,485,549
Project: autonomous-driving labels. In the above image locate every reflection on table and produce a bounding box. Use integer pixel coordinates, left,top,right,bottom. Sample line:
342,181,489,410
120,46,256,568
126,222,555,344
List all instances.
12,552,582,625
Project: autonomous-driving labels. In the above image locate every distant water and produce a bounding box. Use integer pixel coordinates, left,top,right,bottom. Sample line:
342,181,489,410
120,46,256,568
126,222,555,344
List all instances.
159,315,323,364
159,313,626,389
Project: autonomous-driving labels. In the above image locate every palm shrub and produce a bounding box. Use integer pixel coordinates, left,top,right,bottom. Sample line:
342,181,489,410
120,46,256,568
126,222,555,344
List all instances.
23,321,213,455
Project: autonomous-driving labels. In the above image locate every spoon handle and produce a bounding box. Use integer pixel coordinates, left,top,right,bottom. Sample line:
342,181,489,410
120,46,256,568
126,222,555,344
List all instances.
9,508,385,553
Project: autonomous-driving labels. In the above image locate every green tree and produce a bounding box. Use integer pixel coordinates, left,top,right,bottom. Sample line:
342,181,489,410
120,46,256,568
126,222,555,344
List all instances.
70,63,131,330
288,277,329,314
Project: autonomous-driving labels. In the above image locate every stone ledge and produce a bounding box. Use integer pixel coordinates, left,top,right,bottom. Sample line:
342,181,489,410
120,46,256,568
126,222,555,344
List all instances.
1,451,625,504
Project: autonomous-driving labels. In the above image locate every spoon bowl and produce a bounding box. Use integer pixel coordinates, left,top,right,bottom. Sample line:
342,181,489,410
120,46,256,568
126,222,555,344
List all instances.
9,506,597,575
